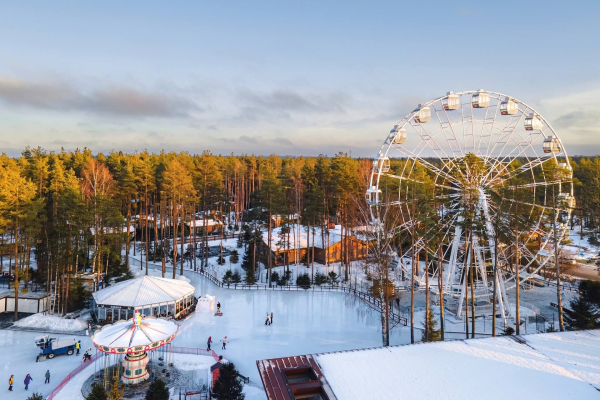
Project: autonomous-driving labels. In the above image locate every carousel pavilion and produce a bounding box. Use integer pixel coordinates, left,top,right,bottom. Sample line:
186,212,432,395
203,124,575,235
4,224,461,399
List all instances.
92,275,196,324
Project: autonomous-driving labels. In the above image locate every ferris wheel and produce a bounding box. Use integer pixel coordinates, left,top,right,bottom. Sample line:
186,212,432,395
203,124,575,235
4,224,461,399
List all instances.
367,90,574,321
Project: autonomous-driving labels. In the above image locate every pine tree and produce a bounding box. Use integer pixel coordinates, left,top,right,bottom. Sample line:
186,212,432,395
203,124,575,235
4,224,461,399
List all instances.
86,383,108,400
421,310,441,342
212,363,245,400
107,371,124,400
145,378,169,400
230,250,239,264
26,393,43,400
236,236,244,249
564,297,600,330
223,270,234,284
232,270,242,283
296,273,310,289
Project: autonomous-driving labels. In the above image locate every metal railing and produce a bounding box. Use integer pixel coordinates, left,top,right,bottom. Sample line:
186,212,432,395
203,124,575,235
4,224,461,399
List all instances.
46,352,101,400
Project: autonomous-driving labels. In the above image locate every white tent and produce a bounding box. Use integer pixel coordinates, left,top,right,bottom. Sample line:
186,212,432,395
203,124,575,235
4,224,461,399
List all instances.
92,276,197,324
197,294,215,312
93,275,195,307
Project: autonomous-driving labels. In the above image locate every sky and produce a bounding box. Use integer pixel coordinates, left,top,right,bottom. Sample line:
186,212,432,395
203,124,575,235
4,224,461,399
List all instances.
0,1,599,158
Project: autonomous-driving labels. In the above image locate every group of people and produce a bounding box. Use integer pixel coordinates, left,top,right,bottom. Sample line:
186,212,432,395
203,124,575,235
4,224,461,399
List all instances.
265,312,274,325
8,372,48,392
206,335,228,351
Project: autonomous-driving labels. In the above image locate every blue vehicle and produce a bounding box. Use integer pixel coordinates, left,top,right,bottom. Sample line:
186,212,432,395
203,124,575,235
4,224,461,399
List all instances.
35,335,76,362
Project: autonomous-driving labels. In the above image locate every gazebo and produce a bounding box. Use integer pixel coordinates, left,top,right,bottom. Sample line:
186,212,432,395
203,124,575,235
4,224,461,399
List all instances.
92,276,196,325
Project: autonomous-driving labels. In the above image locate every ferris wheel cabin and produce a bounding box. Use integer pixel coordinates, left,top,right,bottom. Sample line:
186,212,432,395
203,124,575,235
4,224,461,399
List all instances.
373,156,390,173
525,113,543,131
557,193,575,209
543,135,561,153
413,104,431,123
471,90,490,108
442,92,460,110
500,98,518,115
390,125,407,144
365,187,382,205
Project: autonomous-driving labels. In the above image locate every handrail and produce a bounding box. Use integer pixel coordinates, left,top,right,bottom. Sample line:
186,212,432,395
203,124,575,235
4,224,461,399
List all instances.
46,352,100,400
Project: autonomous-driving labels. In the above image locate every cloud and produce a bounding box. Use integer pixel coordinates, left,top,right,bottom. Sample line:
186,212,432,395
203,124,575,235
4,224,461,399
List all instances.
0,77,198,117
238,135,260,144
236,88,348,118
273,136,294,146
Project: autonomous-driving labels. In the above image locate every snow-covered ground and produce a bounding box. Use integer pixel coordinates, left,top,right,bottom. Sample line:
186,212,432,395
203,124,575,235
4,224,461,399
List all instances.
13,313,88,332
316,330,600,399
0,330,93,398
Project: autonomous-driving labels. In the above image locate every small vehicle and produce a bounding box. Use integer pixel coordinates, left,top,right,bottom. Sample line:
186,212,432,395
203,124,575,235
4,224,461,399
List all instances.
35,335,76,362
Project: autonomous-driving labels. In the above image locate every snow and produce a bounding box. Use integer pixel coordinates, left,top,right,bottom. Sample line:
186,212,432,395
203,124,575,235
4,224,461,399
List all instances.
170,353,216,371
0,330,94,398
316,330,600,400
13,313,88,332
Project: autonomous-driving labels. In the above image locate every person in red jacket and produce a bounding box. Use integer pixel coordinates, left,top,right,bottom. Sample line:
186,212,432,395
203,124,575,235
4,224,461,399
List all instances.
207,336,212,351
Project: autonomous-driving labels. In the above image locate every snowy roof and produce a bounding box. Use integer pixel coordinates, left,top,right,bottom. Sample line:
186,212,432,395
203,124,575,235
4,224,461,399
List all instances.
185,219,223,227
92,316,178,353
313,330,600,400
263,224,370,252
92,275,196,307
90,226,132,235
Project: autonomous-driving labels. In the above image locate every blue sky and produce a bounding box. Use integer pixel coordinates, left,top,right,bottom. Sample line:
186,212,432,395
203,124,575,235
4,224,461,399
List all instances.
0,1,599,157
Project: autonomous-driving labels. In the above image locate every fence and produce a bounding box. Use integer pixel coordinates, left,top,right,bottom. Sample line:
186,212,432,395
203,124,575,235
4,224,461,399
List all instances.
46,352,101,400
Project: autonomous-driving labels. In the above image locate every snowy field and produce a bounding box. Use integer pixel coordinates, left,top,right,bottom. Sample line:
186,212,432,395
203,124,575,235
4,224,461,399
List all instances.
0,330,93,398
316,330,600,399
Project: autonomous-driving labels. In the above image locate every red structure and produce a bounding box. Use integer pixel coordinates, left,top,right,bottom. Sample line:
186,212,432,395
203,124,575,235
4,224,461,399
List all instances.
257,355,337,400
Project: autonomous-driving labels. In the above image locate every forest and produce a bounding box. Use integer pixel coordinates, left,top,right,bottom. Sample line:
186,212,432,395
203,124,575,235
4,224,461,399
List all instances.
0,146,599,318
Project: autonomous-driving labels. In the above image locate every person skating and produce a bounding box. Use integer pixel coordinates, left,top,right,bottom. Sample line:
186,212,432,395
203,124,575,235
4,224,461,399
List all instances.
271,312,274,324
24,374,32,391
76,340,81,355
45,370,50,384
221,336,227,350
8,375,13,391
207,336,212,351
217,302,221,312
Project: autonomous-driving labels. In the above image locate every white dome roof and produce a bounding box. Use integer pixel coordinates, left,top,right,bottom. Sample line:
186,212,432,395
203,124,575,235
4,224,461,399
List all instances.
92,275,195,307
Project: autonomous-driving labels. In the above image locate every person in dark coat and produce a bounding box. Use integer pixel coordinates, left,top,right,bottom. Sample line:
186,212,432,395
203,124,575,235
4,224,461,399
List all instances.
24,374,32,390
45,370,50,384
271,312,274,324
207,336,212,351
8,375,13,391
217,302,221,312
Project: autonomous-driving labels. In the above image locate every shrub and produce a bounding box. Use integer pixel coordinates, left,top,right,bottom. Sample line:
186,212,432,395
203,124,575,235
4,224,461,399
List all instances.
223,270,234,284
314,271,328,286
230,250,240,264
145,378,169,400
26,393,44,400
327,271,339,285
270,271,280,285
86,383,108,400
232,270,242,283
296,273,310,289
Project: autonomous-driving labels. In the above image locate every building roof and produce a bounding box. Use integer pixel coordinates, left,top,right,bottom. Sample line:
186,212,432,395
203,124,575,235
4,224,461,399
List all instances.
258,330,600,400
0,290,49,300
263,224,371,252
257,355,337,400
92,275,196,307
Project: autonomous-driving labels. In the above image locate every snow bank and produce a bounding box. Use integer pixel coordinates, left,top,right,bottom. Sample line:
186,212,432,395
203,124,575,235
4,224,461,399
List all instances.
171,353,216,371
243,383,267,400
177,275,192,284
316,331,600,400
14,313,87,332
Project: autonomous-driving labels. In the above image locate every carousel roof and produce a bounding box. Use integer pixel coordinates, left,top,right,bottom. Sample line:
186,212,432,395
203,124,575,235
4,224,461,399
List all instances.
92,316,178,354
92,275,196,307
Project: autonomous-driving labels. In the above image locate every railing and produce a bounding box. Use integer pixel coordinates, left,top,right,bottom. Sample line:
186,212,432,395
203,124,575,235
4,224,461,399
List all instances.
167,346,220,363
46,352,100,400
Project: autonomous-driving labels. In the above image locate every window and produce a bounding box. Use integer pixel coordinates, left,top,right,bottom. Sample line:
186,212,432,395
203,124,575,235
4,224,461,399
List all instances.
98,308,106,320
135,369,142,375
125,370,131,376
